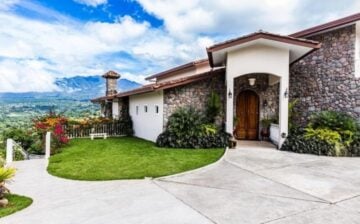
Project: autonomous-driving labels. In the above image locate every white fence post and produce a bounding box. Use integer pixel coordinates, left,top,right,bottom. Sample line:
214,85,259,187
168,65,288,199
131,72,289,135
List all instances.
45,132,51,159
6,139,13,165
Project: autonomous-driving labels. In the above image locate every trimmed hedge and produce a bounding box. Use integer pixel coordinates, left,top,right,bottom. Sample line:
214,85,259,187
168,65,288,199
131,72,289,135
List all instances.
156,131,230,149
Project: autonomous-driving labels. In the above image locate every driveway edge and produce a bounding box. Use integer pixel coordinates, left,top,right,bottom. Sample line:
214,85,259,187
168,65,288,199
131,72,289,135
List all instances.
155,147,230,180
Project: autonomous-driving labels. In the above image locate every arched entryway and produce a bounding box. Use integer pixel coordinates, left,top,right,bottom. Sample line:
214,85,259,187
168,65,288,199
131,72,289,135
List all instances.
235,90,259,140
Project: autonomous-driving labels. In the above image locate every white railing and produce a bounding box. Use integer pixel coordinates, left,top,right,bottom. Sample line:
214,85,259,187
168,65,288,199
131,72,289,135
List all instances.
6,139,13,165
45,132,51,159
5,139,29,165
5,131,51,165
13,141,28,159
270,123,280,146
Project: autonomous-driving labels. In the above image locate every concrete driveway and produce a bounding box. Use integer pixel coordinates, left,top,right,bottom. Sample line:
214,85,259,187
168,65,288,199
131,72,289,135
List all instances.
2,141,360,224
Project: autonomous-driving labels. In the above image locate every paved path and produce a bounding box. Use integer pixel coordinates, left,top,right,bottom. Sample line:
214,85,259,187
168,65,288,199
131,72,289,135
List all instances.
2,142,360,224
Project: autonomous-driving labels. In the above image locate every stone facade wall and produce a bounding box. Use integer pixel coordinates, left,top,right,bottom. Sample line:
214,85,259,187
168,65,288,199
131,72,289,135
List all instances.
163,74,226,127
106,78,118,96
290,25,360,126
118,97,129,118
234,74,279,123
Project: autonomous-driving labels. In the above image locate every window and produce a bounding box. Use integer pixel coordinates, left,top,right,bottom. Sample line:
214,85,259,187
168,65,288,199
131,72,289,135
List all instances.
144,105,148,113
136,106,139,115
155,105,159,114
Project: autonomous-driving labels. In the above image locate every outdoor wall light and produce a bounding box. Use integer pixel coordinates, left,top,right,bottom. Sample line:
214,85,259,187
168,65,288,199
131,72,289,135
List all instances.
248,78,256,86
228,90,233,98
284,88,289,98
263,99,268,107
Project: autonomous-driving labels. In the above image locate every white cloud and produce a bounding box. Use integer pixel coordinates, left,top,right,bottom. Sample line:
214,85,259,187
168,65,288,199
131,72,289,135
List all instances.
0,2,210,92
1,0,360,92
136,0,360,37
73,0,108,7
85,16,150,45
0,0,19,10
0,10,152,91
0,59,59,92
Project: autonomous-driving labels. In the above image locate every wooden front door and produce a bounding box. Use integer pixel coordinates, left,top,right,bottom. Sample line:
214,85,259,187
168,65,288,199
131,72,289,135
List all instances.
235,90,259,140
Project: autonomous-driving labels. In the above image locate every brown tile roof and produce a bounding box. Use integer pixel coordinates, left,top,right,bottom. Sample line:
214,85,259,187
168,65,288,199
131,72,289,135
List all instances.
206,31,321,67
91,67,225,102
207,31,320,52
91,94,116,103
291,13,360,38
145,58,209,81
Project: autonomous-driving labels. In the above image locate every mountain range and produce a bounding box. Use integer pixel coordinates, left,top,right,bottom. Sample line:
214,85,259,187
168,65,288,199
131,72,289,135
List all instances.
0,76,141,102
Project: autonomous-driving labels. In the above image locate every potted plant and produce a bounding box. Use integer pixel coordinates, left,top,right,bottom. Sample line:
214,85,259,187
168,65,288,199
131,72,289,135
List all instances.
260,118,273,140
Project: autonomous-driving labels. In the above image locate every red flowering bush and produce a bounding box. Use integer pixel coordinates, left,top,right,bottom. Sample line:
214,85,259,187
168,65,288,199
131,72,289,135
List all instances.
33,112,69,154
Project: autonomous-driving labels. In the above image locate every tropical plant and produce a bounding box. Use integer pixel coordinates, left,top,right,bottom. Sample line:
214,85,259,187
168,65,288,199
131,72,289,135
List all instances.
288,99,298,131
0,167,16,207
205,91,222,123
260,118,275,128
156,107,229,148
282,111,360,157
166,107,204,138
305,111,359,156
304,127,347,156
281,129,334,156
308,111,359,133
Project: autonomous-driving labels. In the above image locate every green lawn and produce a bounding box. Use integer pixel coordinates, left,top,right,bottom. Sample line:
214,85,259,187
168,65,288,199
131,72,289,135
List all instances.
48,137,224,180
0,194,33,218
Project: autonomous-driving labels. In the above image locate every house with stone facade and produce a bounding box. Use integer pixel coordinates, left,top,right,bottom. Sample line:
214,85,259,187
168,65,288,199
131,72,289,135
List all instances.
92,13,360,148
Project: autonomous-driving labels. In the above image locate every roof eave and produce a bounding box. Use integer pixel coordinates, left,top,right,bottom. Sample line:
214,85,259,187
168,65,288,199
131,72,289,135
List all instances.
144,59,209,81
290,12,360,38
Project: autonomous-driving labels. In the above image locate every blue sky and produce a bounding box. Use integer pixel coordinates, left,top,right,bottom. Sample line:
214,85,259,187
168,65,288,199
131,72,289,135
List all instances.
0,0,359,92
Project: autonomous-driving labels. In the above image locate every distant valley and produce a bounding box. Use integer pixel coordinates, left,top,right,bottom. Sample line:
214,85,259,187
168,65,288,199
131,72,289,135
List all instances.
0,76,141,130
0,76,141,102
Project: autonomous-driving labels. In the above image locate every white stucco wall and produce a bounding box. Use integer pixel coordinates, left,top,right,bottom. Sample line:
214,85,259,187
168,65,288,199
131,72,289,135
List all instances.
129,91,164,142
226,44,289,78
112,99,119,119
225,44,289,147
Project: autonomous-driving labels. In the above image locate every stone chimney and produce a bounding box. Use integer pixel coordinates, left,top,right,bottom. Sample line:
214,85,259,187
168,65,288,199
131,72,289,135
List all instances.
102,70,121,96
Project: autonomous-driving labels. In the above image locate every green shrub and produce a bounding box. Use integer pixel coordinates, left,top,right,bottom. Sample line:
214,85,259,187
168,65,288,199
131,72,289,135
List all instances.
0,149,25,161
309,111,359,133
304,127,347,156
205,91,222,123
28,138,43,155
1,128,34,151
281,129,334,156
166,107,204,138
157,131,230,149
288,99,298,130
303,111,359,156
156,107,229,148
282,110,360,157
118,105,134,136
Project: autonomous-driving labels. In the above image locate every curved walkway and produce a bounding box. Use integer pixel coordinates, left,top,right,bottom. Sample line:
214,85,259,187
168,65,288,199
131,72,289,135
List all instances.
3,143,360,224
